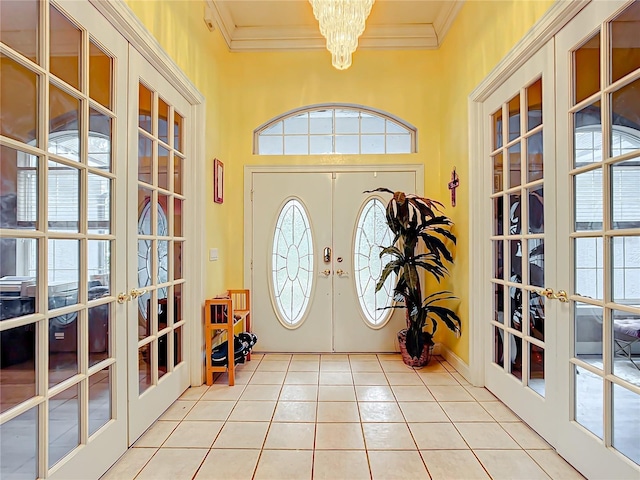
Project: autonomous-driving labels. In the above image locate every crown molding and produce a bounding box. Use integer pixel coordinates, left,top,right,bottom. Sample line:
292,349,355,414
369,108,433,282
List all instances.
433,1,465,44
208,0,446,52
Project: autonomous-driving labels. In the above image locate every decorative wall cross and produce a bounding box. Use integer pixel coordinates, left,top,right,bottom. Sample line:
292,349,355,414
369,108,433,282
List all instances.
448,167,459,207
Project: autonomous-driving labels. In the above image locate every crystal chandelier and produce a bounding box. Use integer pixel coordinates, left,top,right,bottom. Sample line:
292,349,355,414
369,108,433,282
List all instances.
309,0,375,70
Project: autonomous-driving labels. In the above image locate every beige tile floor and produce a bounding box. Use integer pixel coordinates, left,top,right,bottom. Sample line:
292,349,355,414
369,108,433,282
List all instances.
102,354,584,480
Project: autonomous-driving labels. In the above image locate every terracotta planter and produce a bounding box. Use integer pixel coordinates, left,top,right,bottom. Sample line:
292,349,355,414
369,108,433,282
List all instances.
397,329,434,368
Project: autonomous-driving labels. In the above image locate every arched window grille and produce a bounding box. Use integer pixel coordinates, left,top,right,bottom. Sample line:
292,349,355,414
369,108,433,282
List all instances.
254,104,416,155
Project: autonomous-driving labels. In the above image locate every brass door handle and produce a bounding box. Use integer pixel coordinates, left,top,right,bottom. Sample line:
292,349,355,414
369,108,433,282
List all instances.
117,292,130,304
537,288,568,303
118,288,148,303
129,288,147,299
336,269,348,277
321,269,331,276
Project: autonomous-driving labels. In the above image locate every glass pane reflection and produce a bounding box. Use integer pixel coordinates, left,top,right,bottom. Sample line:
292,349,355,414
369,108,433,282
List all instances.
49,85,80,163
613,383,640,464
528,187,544,234
529,291,544,341
89,366,111,436
612,159,640,229
575,237,603,300
528,239,544,287
0,145,38,230
48,161,79,232
50,5,81,90
575,302,603,364
612,308,640,384
0,407,37,479
508,143,521,188
508,94,520,142
529,343,545,397
574,169,603,231
89,41,112,110
0,324,36,413
575,365,603,439
88,301,109,368
88,108,112,170
0,0,39,63
574,103,602,167
493,326,504,368
612,237,640,304
492,108,503,150
139,343,152,395
0,54,38,145
527,131,543,182
574,32,600,105
48,383,79,467
611,2,640,84
493,241,503,279
492,153,503,193
526,78,542,131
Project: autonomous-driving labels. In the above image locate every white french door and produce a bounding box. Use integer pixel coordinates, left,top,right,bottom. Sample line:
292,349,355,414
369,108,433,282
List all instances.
555,1,640,477
126,46,191,442
483,41,559,444
482,1,640,478
0,0,128,478
250,167,419,353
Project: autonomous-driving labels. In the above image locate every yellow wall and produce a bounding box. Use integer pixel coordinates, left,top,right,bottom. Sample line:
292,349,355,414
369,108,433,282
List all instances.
126,0,554,364
127,1,233,298
435,0,554,360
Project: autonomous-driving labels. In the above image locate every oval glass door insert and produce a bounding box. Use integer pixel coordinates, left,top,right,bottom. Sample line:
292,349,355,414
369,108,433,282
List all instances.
271,199,314,327
354,197,395,327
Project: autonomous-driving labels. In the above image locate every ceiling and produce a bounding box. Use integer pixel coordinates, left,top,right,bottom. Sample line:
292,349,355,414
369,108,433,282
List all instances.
205,0,464,52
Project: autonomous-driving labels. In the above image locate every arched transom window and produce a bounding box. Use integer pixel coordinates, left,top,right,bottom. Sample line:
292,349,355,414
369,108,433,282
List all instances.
254,104,416,155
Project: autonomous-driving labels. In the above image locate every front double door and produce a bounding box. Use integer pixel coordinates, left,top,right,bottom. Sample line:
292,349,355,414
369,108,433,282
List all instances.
484,1,640,478
251,168,419,352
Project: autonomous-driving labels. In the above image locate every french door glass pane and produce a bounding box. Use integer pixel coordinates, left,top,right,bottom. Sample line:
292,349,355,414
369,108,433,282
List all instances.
88,174,111,233
575,237,604,299
0,407,37,478
49,313,78,387
574,32,600,105
508,94,521,141
48,383,80,467
0,324,36,413
611,160,640,229
612,382,640,463
1,145,38,230
574,103,603,167
0,54,38,144
49,85,81,162
612,237,640,303
139,83,152,133
575,364,603,438
574,169,603,231
508,143,521,188
492,153,503,192
527,131,544,182
529,342,545,397
138,134,153,184
575,302,603,364
88,303,110,367
158,97,169,144
88,366,111,436
526,78,542,131
49,4,81,90
0,0,39,63
611,2,640,84
89,41,112,110
139,343,152,394
88,108,112,170
611,308,640,383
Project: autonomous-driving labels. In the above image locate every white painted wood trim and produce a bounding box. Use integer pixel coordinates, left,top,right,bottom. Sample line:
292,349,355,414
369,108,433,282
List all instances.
467,0,590,388
436,343,472,384
191,102,207,386
470,0,590,102
89,0,204,105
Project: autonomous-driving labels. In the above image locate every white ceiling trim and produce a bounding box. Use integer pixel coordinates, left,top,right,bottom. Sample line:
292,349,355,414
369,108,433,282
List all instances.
207,0,449,52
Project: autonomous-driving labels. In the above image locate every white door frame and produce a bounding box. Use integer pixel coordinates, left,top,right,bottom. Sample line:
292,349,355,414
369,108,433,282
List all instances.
89,0,206,387
467,0,590,386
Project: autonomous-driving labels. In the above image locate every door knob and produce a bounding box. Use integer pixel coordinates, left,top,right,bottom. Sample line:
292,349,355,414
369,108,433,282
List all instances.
321,269,331,276
117,292,130,304
537,288,568,302
129,288,148,299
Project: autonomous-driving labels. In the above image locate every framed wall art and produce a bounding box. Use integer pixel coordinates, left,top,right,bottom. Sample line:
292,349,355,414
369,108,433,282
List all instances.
214,158,224,204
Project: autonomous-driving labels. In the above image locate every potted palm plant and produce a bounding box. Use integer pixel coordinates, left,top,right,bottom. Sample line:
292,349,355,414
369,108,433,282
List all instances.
367,188,461,367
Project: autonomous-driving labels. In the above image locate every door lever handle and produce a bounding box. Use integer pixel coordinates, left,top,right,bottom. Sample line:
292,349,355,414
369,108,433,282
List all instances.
321,269,331,276
336,269,348,277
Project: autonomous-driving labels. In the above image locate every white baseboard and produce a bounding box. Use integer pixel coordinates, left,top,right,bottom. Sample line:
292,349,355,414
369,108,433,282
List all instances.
436,343,473,385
